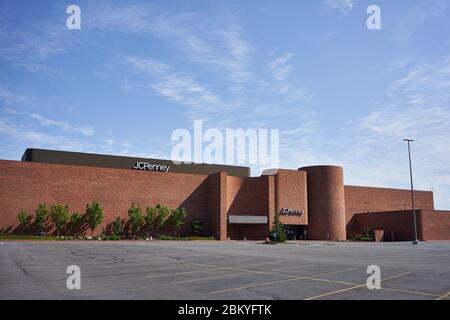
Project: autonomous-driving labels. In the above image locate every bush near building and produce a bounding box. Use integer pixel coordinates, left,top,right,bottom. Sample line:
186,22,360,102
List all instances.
128,203,145,238
10,200,210,241
170,207,188,237
112,216,124,237
352,225,374,241
17,210,32,228
50,204,69,237
85,201,104,236
269,213,286,242
35,203,49,235
190,217,205,235
69,212,84,235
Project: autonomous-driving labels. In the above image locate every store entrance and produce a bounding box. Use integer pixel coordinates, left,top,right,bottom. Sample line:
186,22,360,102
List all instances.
284,225,307,240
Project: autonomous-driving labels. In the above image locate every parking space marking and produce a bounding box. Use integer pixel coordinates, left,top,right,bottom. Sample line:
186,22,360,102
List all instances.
304,272,411,300
144,267,223,278
435,291,450,300
136,252,446,300
275,264,316,271
381,287,440,298
209,267,358,294
99,260,174,269
143,254,356,288
182,256,256,264
170,272,252,284
143,260,288,279
233,261,287,268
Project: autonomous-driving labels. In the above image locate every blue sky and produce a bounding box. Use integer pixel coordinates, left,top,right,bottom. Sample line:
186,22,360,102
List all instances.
1,0,450,208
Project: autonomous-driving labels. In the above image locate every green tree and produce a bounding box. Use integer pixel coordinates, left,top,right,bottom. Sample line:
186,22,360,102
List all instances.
170,207,188,237
85,201,104,236
269,213,286,242
155,204,171,233
128,203,144,238
69,212,83,235
50,204,69,236
18,210,32,228
190,217,205,235
145,206,158,237
35,203,49,235
112,216,124,236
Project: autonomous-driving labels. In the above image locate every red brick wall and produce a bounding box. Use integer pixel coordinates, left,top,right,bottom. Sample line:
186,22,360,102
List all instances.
208,172,227,240
0,160,210,236
226,175,272,240
344,185,434,224
275,170,308,226
419,210,450,240
227,176,268,215
347,210,416,241
348,209,450,241
300,166,347,241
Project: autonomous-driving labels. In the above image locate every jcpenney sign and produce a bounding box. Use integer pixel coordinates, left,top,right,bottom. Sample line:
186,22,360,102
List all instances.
132,162,170,173
280,208,304,217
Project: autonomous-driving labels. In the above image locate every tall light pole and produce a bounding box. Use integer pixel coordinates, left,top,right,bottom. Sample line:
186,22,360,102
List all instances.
403,139,420,245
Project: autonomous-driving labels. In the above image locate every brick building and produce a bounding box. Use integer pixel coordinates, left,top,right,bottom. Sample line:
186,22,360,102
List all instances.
0,148,449,241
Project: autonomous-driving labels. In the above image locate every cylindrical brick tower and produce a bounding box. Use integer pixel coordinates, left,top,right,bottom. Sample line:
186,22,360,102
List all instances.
299,166,346,241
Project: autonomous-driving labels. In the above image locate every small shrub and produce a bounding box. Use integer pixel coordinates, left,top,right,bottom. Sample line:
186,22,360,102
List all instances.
190,217,205,235
269,213,286,242
18,210,32,228
170,207,187,237
159,235,188,241
50,204,69,236
85,201,104,236
145,207,158,237
35,203,49,235
155,204,171,231
353,235,374,242
188,236,215,241
69,212,83,234
101,234,121,241
128,203,145,238
112,216,124,236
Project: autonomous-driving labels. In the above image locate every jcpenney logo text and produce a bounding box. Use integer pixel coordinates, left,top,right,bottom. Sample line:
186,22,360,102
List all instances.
132,162,170,173
280,208,304,217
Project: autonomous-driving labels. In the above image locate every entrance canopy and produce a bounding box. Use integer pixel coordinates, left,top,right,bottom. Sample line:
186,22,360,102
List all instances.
228,215,268,224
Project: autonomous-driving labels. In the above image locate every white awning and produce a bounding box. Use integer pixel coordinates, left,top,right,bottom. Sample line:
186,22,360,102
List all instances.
228,215,268,224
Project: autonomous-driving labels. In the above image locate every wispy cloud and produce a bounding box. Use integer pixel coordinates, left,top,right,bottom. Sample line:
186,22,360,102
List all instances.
0,118,59,145
0,22,71,75
89,4,253,95
128,57,222,110
0,85,95,137
0,85,33,106
323,0,354,14
342,57,450,208
268,52,294,82
29,113,95,136
393,1,449,40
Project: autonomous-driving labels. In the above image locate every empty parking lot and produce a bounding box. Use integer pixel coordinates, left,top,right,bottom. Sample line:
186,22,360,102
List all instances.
0,240,449,300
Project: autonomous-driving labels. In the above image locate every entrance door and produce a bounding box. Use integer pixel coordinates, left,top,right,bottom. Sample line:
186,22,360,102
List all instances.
284,225,306,240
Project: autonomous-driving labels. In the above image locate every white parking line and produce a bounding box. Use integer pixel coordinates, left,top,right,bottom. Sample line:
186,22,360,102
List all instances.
171,272,252,284
436,291,450,300
209,267,358,294
304,272,411,300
